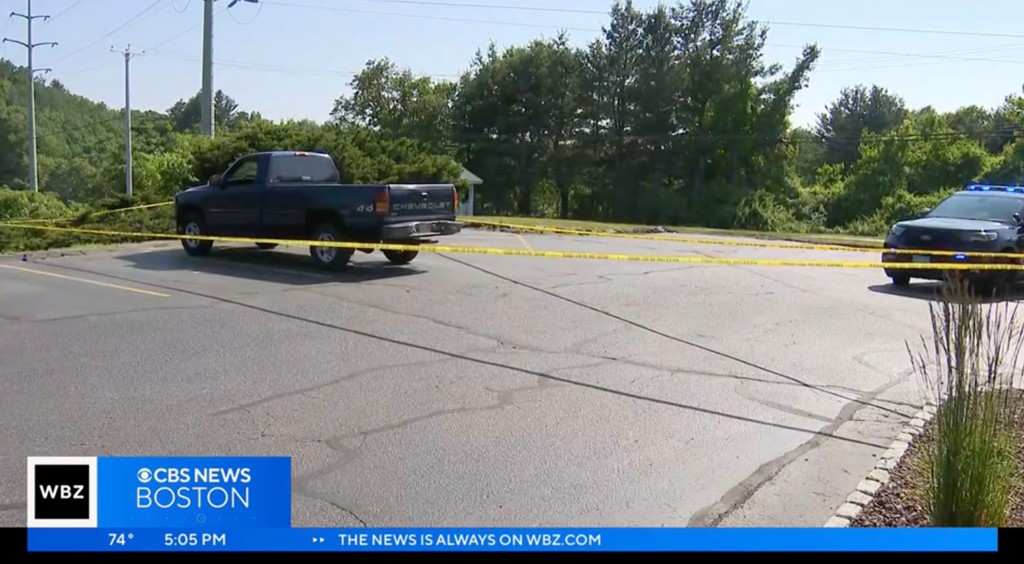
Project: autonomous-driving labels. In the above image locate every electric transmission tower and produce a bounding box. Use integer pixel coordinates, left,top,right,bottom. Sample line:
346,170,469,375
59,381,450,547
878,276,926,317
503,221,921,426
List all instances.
3,0,58,192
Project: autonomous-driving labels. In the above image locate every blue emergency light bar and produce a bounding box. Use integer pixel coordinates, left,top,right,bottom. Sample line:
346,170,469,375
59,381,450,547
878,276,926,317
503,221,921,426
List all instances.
965,183,1024,192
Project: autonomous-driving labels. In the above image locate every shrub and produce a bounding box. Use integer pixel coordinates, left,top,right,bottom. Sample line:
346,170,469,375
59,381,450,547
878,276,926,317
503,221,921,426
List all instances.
907,277,1023,526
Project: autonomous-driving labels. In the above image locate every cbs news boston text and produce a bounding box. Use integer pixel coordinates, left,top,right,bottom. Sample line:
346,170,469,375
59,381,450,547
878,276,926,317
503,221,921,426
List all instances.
15,456,1004,553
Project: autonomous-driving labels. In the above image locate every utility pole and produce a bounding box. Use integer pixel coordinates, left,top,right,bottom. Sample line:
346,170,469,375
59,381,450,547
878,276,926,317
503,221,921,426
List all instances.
112,45,144,200
201,0,257,138
201,0,214,137
3,0,57,192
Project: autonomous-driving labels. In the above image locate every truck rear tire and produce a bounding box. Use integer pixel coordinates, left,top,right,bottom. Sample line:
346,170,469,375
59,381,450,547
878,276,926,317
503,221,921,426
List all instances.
180,213,213,257
382,250,419,265
309,222,353,270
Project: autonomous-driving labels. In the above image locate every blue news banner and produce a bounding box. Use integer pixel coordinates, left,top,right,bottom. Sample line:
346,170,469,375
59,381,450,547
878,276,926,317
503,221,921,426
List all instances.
24,456,999,552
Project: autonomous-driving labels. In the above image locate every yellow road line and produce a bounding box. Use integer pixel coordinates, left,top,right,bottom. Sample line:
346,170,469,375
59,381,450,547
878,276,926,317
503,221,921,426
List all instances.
514,233,534,251
0,264,170,298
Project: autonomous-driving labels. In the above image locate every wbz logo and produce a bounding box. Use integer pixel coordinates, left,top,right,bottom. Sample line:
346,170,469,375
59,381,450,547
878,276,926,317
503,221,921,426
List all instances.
39,483,86,501
26,456,98,528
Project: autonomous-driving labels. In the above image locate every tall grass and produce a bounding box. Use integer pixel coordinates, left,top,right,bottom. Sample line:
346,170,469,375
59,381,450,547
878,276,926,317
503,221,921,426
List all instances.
907,277,1022,526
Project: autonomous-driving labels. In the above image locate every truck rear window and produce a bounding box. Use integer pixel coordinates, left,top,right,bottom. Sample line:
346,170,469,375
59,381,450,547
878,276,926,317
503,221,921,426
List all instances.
268,155,339,183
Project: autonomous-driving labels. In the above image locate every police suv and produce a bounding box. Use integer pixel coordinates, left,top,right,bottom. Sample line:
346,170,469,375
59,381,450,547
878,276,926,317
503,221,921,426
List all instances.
881,184,1024,290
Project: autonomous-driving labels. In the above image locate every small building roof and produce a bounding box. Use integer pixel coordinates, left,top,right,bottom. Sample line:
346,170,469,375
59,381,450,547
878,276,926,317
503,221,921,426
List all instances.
460,168,483,185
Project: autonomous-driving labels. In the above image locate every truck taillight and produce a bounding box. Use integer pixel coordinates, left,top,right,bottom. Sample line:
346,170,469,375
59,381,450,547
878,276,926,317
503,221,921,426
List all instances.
375,190,389,216
453,187,459,210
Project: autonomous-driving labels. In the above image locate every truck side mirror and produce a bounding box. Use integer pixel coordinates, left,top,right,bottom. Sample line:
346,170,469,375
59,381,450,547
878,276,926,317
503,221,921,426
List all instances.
209,174,222,187
919,207,931,217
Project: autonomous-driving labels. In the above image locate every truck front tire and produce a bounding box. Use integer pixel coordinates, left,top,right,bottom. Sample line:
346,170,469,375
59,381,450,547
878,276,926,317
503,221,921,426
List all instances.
309,222,353,270
180,213,213,257
382,250,419,265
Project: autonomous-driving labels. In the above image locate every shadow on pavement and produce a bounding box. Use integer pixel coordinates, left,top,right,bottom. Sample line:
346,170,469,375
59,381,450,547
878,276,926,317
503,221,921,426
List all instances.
116,246,425,286
868,281,1024,304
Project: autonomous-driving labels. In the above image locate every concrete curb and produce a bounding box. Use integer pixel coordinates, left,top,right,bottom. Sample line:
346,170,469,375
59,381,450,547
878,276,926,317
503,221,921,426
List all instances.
822,402,938,527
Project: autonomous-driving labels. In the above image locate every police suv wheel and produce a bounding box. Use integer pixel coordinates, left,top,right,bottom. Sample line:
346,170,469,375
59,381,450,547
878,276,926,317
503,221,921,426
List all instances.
890,275,910,287
180,214,213,256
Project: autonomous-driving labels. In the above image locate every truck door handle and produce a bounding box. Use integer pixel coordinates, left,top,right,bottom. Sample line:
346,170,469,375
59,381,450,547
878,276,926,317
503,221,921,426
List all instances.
420,192,428,199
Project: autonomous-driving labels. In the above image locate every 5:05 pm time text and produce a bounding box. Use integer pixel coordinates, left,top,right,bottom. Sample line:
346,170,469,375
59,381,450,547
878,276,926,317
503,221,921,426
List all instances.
164,532,227,547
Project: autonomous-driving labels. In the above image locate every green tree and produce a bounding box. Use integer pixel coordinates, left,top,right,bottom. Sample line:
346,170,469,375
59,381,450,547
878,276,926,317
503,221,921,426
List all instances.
332,58,456,154
815,85,907,169
167,90,244,133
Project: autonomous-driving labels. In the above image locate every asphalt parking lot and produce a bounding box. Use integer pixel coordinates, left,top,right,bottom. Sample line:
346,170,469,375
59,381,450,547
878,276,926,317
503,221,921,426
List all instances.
0,227,943,527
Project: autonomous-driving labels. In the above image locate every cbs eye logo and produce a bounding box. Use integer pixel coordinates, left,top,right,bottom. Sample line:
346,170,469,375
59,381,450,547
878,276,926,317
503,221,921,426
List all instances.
137,468,153,483
27,457,98,528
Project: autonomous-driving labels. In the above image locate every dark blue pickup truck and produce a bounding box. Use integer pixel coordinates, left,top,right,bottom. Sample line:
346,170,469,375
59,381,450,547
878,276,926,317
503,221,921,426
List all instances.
173,151,462,269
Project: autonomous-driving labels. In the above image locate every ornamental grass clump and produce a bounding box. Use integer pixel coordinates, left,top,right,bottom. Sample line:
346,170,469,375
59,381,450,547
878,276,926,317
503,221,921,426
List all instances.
907,277,1022,527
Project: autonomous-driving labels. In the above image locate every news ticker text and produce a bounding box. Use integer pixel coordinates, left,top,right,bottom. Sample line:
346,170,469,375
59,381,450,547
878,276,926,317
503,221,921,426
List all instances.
27,527,998,552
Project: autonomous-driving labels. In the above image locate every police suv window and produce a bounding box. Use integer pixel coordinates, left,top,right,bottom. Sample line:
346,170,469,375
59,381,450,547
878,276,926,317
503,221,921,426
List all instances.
268,155,339,183
931,194,1024,222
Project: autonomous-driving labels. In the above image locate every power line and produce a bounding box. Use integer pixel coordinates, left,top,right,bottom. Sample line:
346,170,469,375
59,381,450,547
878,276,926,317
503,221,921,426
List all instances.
50,0,166,65
764,20,1024,40
143,3,232,53
3,0,58,192
41,0,81,25
260,0,598,32
144,24,203,52
95,0,1024,85
335,0,602,15
148,42,1023,81
226,0,262,24
784,43,1024,67
58,59,120,75
147,41,1024,83
149,50,458,79
253,0,1024,70
267,0,1024,40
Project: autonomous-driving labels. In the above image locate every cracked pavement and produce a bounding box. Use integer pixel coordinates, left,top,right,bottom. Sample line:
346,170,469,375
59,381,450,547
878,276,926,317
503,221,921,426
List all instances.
0,228,936,527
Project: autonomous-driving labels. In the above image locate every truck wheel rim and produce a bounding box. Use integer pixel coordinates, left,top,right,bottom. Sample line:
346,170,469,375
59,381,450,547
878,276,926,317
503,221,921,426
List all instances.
316,233,336,262
184,222,201,248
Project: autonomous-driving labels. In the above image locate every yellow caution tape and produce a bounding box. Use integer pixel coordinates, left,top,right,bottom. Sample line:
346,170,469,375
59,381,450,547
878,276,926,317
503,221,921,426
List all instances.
4,221,1024,271
6,201,1019,262
0,201,173,225
463,218,1024,260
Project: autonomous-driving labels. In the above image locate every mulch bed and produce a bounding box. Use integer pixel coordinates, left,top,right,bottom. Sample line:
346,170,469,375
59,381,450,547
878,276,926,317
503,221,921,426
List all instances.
849,390,1024,527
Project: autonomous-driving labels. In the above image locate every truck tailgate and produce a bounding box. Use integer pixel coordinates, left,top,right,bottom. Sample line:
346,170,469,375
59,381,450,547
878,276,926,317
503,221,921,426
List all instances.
386,184,457,222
